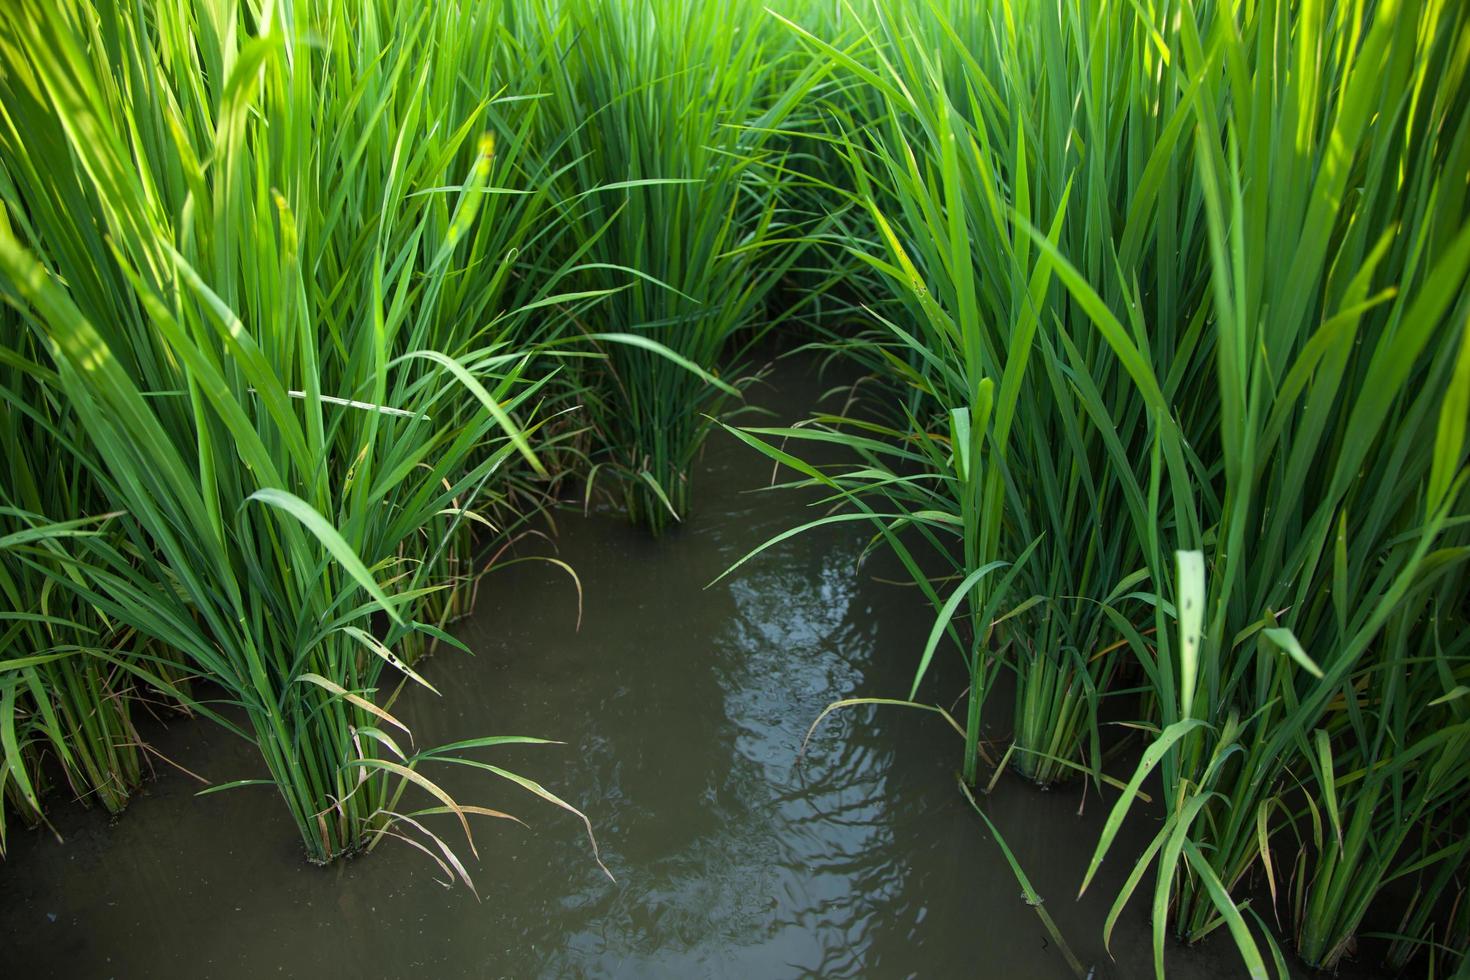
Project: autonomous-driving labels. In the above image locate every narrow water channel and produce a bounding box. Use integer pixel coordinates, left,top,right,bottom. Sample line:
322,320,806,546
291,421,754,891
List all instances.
3,356,1266,978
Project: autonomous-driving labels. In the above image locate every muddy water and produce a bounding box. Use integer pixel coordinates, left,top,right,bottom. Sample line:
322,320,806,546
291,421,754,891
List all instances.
3,357,1265,978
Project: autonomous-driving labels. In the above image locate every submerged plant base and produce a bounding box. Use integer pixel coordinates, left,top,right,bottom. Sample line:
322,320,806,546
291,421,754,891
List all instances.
622,468,692,537
1010,653,1096,788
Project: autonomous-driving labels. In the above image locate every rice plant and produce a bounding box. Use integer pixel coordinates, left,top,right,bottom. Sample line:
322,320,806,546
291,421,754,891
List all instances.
0,324,162,842
522,0,831,533
1045,0,1470,972
1380,810,1470,976
0,0,604,870
732,0,1470,974
1291,607,1470,968
0,506,143,847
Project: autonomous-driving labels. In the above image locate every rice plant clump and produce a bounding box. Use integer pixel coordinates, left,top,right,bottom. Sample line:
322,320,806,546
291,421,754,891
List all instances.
524,0,830,533
725,0,1470,975
0,0,603,871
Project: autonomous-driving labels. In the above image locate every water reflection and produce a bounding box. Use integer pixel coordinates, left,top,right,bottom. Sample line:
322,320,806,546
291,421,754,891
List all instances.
499,504,911,979
715,534,896,971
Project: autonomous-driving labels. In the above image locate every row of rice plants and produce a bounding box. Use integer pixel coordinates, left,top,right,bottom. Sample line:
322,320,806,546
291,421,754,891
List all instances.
0,0,612,871
730,0,1470,975
512,0,831,532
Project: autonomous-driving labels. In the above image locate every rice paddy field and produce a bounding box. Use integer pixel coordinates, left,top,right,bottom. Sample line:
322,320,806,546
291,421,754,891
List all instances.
0,1,1467,977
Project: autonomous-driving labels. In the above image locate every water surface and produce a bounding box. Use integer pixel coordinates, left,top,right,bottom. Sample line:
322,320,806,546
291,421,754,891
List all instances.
3,357,1268,978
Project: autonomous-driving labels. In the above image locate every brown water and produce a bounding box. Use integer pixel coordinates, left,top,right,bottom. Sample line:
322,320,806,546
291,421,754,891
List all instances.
2,357,1276,978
